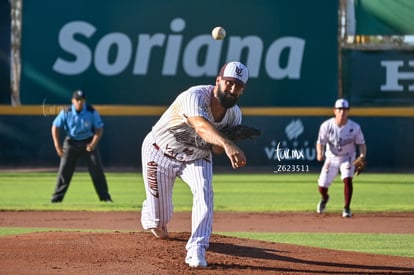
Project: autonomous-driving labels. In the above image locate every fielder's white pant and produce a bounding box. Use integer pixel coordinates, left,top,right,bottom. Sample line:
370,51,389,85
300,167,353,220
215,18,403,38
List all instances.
140,133,213,252
318,155,355,187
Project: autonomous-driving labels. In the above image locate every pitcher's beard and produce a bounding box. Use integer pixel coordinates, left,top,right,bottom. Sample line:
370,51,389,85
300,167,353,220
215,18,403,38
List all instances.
217,89,238,108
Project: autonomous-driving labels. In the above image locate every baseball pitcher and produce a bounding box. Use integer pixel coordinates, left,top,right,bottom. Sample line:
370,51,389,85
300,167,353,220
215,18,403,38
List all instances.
140,61,252,268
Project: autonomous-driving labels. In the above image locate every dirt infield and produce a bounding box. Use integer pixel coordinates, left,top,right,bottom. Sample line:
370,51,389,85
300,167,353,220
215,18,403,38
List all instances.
1,211,413,274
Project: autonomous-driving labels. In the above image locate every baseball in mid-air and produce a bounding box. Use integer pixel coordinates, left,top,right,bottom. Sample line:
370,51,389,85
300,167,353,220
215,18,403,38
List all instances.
211,26,226,40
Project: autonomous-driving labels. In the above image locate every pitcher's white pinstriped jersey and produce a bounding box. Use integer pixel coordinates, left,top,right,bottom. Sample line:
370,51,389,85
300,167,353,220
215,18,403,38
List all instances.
151,85,242,161
317,117,365,158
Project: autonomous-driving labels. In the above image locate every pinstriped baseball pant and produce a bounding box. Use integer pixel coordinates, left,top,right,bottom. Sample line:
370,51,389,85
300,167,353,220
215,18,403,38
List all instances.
140,133,213,252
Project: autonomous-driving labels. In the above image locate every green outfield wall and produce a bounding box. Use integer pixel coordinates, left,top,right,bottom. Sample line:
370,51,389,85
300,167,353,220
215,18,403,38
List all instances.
1,108,413,171
18,0,338,107
342,50,414,106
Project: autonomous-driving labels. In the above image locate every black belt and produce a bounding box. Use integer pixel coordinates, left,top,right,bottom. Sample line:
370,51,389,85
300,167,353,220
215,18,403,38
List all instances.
68,136,93,142
153,143,176,160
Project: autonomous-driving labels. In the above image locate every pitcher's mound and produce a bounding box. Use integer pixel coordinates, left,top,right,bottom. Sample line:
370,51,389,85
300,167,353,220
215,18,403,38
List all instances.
1,231,413,274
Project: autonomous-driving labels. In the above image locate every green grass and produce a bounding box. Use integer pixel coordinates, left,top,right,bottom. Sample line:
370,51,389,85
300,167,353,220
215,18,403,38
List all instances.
0,171,413,257
0,172,413,212
0,172,143,210
221,232,414,258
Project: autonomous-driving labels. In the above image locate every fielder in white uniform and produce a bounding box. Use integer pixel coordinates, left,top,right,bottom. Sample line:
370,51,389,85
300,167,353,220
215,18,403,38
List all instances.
316,98,367,218
140,61,249,268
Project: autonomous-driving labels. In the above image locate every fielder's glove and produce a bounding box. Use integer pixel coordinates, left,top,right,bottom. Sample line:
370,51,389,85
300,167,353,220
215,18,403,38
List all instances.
221,124,261,142
353,155,366,176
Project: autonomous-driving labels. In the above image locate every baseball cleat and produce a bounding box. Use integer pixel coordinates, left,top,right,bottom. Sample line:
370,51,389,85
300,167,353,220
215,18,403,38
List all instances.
150,226,168,239
185,251,207,268
317,195,329,214
51,198,62,203
101,199,113,203
342,208,352,218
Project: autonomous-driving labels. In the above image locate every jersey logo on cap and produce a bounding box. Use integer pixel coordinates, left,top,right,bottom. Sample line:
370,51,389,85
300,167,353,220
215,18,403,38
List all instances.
235,67,243,77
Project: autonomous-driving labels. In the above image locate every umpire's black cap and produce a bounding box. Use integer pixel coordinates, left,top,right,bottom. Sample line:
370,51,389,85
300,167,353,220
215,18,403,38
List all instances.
72,90,86,100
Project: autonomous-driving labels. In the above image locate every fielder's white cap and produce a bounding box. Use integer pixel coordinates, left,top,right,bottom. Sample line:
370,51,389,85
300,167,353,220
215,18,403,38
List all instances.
219,61,249,87
334,98,350,109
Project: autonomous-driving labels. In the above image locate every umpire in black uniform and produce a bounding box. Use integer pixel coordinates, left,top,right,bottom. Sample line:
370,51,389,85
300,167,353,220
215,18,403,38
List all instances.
50,90,112,203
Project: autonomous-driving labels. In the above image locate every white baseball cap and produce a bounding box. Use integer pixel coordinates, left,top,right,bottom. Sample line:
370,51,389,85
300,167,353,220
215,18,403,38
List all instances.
219,61,249,87
334,98,350,109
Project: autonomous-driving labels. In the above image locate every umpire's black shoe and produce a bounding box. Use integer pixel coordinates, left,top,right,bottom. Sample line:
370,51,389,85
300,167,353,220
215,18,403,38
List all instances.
100,194,113,203
101,198,113,203
51,198,62,203
101,199,113,203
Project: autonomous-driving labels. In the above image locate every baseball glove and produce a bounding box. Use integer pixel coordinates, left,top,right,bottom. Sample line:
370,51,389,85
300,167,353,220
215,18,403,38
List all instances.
221,124,261,142
353,155,366,176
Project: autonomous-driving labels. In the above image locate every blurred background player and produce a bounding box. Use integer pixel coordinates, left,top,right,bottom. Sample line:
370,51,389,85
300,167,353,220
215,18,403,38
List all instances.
50,90,112,203
140,61,249,268
315,98,367,218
